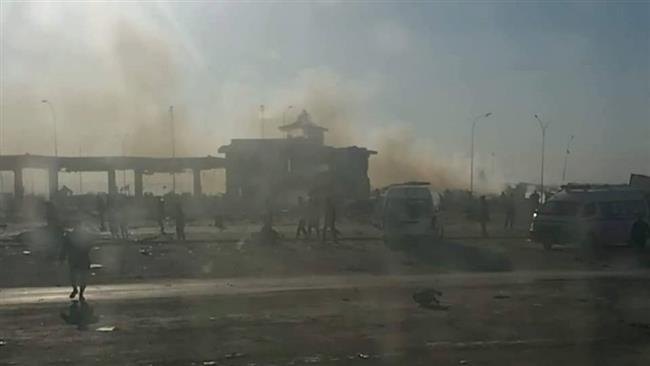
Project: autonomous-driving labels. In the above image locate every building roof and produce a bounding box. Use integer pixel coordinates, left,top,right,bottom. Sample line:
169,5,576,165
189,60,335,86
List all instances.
278,110,328,132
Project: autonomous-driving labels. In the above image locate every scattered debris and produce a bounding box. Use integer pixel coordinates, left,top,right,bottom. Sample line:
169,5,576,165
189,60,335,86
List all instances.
22,250,31,255
493,293,511,300
202,361,217,366
96,326,116,332
459,360,469,365
139,248,152,256
304,355,322,363
413,288,445,309
89,264,103,270
224,352,246,359
0,339,6,346
341,297,351,302
358,353,370,360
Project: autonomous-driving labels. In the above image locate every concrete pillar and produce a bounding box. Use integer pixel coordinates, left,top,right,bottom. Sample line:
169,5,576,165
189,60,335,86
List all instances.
193,169,202,197
134,169,144,198
107,169,117,196
13,168,24,199
48,167,59,199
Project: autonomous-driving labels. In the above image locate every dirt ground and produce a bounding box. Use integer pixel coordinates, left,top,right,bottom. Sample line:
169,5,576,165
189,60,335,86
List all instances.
1,277,649,365
1,220,649,365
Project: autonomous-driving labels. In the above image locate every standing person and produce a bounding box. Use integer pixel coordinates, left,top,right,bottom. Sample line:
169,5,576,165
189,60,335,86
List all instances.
479,196,490,238
59,222,92,301
107,197,119,239
175,202,186,241
96,194,106,231
307,196,321,239
322,197,338,243
157,197,166,235
504,193,516,229
529,191,540,221
118,196,129,239
295,196,308,239
630,214,649,249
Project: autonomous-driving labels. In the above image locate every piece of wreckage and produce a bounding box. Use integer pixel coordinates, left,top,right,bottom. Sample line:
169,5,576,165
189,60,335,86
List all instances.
412,288,448,310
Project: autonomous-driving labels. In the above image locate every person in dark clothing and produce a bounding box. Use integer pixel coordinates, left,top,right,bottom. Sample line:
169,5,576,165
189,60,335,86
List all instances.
504,193,516,229
107,197,119,239
630,214,649,249
529,191,540,222
322,197,338,243
157,197,166,235
307,196,321,239
175,203,186,241
59,223,92,301
479,196,490,238
96,194,106,231
118,197,129,239
295,196,308,239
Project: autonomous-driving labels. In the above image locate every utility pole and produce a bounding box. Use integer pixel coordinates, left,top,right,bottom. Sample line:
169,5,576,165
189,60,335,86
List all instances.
78,145,83,194
562,134,574,183
121,134,127,194
169,106,176,193
470,112,493,195
260,104,265,138
282,105,293,125
41,100,58,157
533,114,550,202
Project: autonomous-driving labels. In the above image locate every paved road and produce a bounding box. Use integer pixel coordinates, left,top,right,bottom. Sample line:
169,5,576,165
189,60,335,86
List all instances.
3,269,649,307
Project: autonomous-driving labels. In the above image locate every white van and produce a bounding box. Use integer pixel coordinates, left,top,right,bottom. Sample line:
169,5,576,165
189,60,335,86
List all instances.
529,185,649,250
380,183,442,247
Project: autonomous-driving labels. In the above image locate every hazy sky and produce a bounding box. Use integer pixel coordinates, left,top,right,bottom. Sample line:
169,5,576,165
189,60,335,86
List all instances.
1,1,648,193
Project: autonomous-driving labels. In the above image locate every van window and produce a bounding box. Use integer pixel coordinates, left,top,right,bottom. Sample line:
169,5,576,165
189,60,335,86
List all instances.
540,201,581,216
599,201,646,218
386,197,433,219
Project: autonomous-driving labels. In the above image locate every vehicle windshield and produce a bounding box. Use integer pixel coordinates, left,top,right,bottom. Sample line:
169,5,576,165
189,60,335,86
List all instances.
2,2,649,365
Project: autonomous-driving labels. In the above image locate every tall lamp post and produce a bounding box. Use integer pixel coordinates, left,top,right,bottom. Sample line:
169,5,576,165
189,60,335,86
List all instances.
533,114,550,202
561,134,574,183
470,112,493,195
169,106,176,193
282,105,294,125
41,100,58,156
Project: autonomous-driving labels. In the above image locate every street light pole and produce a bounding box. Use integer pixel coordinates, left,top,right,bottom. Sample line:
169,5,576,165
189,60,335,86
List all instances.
259,104,265,138
169,106,176,193
41,100,58,157
562,134,574,183
121,134,127,194
282,105,294,125
470,112,492,195
533,114,550,202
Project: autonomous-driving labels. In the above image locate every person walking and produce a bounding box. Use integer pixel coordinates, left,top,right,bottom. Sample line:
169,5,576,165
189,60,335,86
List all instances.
295,196,308,239
175,202,186,241
157,197,166,235
59,222,92,301
307,196,321,239
479,196,490,238
322,197,338,243
630,214,649,249
504,193,515,229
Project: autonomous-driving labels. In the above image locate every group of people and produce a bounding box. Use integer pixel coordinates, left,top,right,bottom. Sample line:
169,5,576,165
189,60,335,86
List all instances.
156,197,186,241
96,195,129,240
295,196,339,243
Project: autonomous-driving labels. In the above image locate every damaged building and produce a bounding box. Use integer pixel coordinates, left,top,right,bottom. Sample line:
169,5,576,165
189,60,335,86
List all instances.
218,110,376,210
